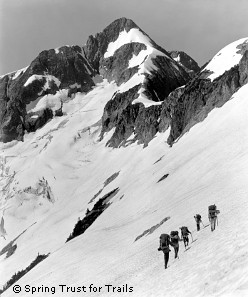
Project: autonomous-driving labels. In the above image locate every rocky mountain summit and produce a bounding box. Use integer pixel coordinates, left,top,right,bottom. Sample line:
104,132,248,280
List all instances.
167,37,248,145
0,45,95,142
0,17,192,144
0,18,247,150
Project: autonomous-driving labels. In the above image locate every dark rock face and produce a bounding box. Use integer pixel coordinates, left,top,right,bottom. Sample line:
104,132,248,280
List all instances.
96,18,191,148
167,52,248,145
0,17,196,144
107,103,142,147
0,46,95,142
24,109,53,133
29,46,95,91
135,105,162,146
143,55,189,102
83,18,140,72
239,50,248,85
99,53,190,148
83,17,190,96
99,43,146,85
101,90,163,148
158,85,185,133
101,85,140,137
169,51,200,76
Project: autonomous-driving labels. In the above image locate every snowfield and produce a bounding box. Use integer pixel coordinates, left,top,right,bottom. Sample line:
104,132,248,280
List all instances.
0,77,248,297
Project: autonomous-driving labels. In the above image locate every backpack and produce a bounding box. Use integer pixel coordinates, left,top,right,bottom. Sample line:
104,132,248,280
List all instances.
196,214,201,221
208,205,217,218
159,234,170,251
208,205,217,211
181,226,189,236
170,231,179,237
170,231,179,245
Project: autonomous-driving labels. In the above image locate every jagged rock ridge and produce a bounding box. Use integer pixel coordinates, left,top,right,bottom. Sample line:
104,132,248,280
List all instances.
2,18,245,150
0,46,95,142
167,38,248,145
0,17,192,144
93,18,192,147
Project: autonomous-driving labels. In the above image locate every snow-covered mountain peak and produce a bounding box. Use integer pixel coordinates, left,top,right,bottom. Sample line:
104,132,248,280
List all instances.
202,37,248,81
104,28,154,58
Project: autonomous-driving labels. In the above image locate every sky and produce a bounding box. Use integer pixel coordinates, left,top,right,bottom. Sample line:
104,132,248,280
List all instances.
0,0,248,75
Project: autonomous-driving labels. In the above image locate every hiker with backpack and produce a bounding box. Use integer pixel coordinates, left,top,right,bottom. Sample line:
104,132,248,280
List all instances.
180,226,192,248
170,231,181,259
158,234,173,269
208,204,220,231
194,214,202,231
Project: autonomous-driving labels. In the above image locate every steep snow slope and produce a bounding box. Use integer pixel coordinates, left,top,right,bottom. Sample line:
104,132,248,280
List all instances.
203,37,248,81
1,76,248,297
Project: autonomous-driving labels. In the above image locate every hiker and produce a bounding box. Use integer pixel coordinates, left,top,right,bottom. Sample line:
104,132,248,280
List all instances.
170,231,181,258
208,204,219,231
158,234,173,269
180,226,192,248
194,214,202,231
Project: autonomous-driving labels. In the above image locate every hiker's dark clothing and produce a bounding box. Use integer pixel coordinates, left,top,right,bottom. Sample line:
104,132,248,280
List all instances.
159,235,172,269
210,217,217,231
209,213,217,231
180,227,191,248
170,234,180,258
194,215,202,231
208,205,219,231
160,243,172,268
173,246,179,258
209,207,218,231
163,250,170,269
182,235,189,247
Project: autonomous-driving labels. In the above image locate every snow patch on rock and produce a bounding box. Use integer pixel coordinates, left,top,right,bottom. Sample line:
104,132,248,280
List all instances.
203,37,248,81
12,66,29,80
24,75,61,88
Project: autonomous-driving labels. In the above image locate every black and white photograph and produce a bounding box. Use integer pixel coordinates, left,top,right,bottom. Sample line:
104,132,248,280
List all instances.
0,0,248,296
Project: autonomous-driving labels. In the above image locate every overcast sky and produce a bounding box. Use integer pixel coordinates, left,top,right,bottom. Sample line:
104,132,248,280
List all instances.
0,0,248,75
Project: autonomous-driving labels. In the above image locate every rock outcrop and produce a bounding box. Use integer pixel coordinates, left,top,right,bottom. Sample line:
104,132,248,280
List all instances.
167,50,248,145
83,18,140,72
0,46,95,142
99,33,248,149
97,18,191,147
169,50,200,76
99,43,146,85
0,17,199,145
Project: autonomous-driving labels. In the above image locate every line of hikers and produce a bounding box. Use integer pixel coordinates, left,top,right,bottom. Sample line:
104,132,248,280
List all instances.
158,204,220,269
